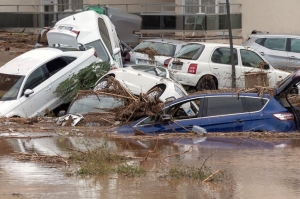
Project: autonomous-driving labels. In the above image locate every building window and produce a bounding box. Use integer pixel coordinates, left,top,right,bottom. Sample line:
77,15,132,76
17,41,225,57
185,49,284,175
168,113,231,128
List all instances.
58,0,83,12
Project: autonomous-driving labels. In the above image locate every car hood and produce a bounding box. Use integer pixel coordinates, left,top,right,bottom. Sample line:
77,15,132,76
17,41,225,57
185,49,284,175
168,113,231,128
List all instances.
47,28,80,49
276,69,300,96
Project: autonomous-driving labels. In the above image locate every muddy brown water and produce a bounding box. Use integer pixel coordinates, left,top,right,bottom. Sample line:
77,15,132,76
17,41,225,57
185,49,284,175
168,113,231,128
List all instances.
1,131,300,199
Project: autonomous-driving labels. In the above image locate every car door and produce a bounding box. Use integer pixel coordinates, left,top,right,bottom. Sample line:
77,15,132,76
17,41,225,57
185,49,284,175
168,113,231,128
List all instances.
134,98,203,133
240,49,277,87
256,38,288,68
287,38,300,70
44,56,77,110
209,47,244,88
19,66,53,117
200,96,251,132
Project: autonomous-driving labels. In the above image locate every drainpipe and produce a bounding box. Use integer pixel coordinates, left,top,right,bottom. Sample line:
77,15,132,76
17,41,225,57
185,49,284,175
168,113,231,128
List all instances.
226,0,236,88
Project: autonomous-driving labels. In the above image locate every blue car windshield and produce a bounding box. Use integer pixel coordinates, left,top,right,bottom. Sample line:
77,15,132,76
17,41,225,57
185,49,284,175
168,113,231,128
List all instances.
0,73,24,101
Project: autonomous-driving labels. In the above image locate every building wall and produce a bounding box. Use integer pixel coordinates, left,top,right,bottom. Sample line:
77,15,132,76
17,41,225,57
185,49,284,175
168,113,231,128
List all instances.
232,0,300,41
0,0,40,12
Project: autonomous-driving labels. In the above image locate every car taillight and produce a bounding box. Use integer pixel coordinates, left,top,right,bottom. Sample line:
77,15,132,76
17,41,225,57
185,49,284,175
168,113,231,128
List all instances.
125,53,130,62
94,51,98,57
71,30,80,35
273,113,294,121
164,58,172,67
188,63,197,74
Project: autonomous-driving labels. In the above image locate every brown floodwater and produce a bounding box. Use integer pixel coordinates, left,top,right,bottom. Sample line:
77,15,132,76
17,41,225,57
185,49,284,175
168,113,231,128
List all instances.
1,133,300,199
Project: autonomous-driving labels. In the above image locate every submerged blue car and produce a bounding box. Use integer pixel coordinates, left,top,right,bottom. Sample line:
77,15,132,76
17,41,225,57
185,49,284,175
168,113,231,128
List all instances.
116,70,300,134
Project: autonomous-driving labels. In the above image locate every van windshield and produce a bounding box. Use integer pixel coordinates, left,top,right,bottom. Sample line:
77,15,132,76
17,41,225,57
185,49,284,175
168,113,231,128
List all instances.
0,73,25,101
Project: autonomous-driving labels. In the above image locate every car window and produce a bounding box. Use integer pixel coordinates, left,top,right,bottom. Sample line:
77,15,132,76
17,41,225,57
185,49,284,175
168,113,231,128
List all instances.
0,73,24,101
98,18,113,55
86,40,110,62
291,39,300,53
45,57,75,76
206,96,245,116
211,47,238,65
174,43,205,60
131,65,167,77
134,41,176,56
263,38,287,51
244,97,267,112
68,95,124,114
168,99,200,119
255,38,265,45
23,67,47,94
240,49,265,68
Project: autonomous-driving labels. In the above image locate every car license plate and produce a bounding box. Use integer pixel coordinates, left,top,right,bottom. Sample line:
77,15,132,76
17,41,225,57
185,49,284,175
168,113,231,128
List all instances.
172,64,182,70
58,26,73,31
136,59,157,66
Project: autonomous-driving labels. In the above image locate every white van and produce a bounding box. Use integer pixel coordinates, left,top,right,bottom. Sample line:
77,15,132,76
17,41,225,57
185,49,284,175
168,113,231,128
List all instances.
51,10,123,68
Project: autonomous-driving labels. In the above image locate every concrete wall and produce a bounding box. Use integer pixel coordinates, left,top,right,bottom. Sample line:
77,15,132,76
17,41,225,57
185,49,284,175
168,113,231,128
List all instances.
0,0,40,12
232,0,300,42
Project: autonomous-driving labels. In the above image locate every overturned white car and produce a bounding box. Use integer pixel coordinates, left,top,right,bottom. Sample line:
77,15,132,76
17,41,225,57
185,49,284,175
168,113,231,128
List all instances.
93,64,188,102
0,29,100,118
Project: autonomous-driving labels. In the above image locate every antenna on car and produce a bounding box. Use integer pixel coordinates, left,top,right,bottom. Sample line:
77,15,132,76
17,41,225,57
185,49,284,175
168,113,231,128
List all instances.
73,15,75,20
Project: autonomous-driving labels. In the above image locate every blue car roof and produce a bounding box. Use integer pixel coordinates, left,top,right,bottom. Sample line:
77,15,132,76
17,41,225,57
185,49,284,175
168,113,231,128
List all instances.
165,92,271,107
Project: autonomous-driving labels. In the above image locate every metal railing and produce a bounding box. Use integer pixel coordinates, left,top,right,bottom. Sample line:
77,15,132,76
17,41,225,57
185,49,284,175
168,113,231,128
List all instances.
0,3,242,37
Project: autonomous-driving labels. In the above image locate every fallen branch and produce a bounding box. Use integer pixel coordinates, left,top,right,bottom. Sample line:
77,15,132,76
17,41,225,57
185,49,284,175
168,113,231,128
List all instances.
161,145,193,163
203,169,221,182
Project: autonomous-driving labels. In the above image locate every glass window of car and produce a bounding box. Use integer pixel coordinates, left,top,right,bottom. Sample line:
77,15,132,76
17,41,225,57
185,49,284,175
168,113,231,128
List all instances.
174,43,205,60
131,65,167,77
240,49,265,68
255,38,265,45
290,39,300,53
23,67,47,94
0,73,25,101
244,97,267,112
98,18,113,55
45,57,75,76
86,40,110,62
68,94,124,114
168,99,200,119
211,47,238,65
206,96,245,116
263,38,287,51
137,99,200,126
134,41,176,56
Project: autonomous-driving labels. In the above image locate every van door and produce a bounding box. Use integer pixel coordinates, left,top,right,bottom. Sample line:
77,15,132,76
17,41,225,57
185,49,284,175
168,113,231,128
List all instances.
287,38,300,70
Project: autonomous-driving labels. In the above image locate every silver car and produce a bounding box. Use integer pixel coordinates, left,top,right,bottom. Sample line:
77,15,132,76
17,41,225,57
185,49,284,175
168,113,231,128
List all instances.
242,34,300,70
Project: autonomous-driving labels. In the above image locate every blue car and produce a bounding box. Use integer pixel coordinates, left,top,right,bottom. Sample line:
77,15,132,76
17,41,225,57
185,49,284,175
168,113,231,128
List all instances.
116,70,300,134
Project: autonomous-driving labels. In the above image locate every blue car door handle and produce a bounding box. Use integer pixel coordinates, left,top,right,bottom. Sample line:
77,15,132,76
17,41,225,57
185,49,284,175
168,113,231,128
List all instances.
233,119,243,123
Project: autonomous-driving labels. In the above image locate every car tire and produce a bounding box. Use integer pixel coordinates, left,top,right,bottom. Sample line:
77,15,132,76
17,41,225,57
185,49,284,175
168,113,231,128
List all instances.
147,86,164,100
94,78,110,91
196,76,217,91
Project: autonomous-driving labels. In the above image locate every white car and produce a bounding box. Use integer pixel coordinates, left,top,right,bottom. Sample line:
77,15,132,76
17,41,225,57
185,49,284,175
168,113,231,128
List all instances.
167,42,291,90
93,64,188,102
0,29,100,118
124,39,187,67
46,10,123,68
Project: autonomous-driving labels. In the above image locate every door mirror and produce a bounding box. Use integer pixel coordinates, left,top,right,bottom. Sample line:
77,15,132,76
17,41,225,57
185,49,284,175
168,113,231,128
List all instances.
263,63,270,69
113,47,121,55
160,114,171,122
24,89,34,97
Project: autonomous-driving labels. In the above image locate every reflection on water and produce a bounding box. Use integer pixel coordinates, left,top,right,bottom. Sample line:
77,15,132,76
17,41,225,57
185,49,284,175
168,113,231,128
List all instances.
0,134,300,199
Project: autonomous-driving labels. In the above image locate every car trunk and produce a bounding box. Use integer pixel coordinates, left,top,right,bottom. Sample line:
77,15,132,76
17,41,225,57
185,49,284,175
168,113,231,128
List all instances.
47,29,80,49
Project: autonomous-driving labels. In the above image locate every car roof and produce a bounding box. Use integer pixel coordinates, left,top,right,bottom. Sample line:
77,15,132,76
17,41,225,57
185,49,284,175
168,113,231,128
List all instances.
187,42,246,49
165,92,270,106
0,48,64,75
140,38,187,45
248,34,300,39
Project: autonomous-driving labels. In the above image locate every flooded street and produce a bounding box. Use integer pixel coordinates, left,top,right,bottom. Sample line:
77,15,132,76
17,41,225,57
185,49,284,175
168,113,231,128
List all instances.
1,131,300,199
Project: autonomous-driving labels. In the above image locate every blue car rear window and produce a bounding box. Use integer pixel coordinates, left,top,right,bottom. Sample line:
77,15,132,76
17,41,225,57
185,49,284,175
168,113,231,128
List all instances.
244,97,267,112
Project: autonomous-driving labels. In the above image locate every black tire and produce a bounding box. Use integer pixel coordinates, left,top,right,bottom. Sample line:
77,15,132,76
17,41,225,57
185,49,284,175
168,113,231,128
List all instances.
196,76,217,91
147,86,164,100
94,78,110,91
